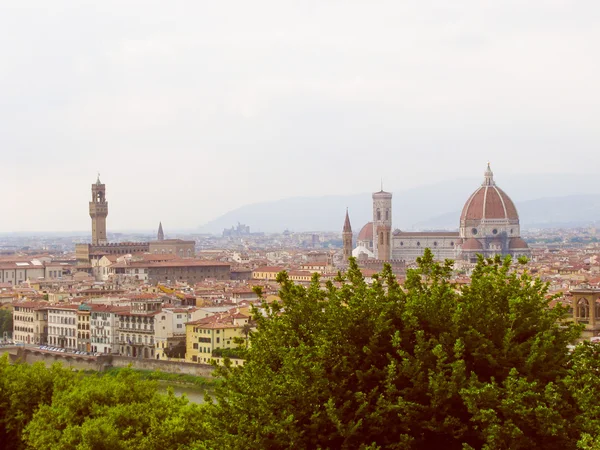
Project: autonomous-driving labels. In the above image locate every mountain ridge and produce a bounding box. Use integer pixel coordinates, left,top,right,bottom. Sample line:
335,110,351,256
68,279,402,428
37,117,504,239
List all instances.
199,173,600,233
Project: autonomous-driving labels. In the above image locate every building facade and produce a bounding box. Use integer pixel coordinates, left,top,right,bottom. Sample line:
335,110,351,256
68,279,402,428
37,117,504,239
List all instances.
47,304,79,350
117,299,161,359
352,165,530,263
90,305,125,354
12,302,48,345
154,307,195,360
185,311,250,364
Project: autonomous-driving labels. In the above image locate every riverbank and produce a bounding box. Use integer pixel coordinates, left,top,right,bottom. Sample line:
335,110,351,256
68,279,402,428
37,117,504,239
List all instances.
100,366,220,387
93,367,219,404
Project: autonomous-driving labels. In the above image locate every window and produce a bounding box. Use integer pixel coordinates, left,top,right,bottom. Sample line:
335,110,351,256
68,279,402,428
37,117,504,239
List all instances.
176,324,182,329
578,298,590,319
471,228,478,235
377,209,381,220
492,229,498,235
216,337,220,343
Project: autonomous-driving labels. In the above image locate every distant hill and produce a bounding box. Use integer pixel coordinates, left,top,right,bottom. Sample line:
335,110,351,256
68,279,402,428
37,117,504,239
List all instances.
199,173,600,233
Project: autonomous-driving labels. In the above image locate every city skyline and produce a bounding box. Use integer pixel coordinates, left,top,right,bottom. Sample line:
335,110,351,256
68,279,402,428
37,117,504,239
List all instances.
2,1,599,232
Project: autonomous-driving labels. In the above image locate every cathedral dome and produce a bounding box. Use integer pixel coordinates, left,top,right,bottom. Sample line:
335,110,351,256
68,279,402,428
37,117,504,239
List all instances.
460,164,519,222
358,222,374,242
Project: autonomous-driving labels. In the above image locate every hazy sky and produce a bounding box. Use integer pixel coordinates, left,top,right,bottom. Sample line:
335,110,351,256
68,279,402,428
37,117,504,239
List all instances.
2,1,599,232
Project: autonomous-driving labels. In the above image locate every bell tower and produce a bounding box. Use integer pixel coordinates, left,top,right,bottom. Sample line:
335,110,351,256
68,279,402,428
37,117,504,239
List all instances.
89,174,108,245
342,208,353,261
372,185,392,261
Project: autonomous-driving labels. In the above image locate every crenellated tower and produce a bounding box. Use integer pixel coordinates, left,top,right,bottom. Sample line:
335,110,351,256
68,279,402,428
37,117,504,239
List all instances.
372,186,392,261
89,174,108,245
342,208,353,261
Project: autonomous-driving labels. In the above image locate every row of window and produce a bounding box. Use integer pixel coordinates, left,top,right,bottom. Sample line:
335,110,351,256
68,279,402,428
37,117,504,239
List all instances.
49,327,76,337
47,336,76,348
14,326,34,333
14,315,33,322
193,344,213,353
48,316,76,325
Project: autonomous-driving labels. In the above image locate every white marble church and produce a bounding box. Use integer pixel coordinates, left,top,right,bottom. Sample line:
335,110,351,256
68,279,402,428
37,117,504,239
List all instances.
349,164,530,263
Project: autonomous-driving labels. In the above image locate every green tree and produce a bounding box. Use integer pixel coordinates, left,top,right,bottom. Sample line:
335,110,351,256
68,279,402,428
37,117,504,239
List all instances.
0,308,13,338
0,356,76,450
206,250,588,449
23,367,210,450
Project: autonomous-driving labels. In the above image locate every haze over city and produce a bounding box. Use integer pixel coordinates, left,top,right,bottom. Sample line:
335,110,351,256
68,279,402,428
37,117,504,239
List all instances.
2,1,599,232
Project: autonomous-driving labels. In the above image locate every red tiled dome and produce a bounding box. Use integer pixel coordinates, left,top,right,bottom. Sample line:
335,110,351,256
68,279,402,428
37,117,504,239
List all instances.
460,164,519,222
509,237,529,249
461,238,483,250
357,222,373,241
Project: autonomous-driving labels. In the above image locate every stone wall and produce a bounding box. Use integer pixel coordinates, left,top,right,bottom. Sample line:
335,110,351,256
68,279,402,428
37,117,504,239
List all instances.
109,355,214,377
0,347,214,377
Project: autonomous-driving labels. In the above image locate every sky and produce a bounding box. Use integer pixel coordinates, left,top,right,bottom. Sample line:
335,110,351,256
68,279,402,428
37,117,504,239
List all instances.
1,1,599,232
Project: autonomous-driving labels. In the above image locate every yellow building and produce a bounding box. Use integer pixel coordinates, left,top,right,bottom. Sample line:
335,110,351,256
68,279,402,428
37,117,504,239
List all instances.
185,311,251,365
252,266,283,281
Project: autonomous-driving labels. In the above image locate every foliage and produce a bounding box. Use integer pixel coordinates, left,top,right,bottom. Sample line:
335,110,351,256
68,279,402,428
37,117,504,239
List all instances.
206,250,593,449
212,347,247,359
3,251,600,449
0,308,13,338
0,360,212,450
0,356,76,450
23,368,209,450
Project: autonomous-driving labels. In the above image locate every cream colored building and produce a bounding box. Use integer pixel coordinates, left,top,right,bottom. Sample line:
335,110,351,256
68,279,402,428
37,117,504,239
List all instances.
1,261,45,285
12,301,48,345
47,304,79,350
154,307,196,360
117,299,161,359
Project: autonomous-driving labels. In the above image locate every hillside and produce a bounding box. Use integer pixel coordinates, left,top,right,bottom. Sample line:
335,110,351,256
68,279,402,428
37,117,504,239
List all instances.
199,173,600,233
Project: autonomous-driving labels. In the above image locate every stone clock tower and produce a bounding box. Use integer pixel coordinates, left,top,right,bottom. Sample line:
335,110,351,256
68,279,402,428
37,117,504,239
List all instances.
372,187,392,261
89,174,108,245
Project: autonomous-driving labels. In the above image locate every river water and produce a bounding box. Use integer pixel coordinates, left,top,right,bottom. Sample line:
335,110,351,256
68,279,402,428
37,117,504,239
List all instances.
158,381,213,404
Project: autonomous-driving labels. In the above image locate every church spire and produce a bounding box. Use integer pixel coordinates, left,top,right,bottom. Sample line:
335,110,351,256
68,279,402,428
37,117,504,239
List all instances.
157,222,164,241
343,208,352,232
342,208,353,262
482,162,495,186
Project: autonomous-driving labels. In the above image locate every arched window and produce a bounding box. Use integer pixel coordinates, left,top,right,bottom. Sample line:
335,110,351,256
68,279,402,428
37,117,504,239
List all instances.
380,232,384,245
377,209,381,221
578,298,590,319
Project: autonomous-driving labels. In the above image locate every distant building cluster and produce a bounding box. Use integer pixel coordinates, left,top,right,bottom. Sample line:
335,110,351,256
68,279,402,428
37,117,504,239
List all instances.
223,222,250,238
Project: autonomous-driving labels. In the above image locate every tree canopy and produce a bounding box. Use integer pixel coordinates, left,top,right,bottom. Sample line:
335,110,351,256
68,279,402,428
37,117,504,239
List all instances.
207,250,595,449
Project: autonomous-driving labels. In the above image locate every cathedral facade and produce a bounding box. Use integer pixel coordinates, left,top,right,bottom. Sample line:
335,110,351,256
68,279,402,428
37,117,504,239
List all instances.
350,164,530,264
